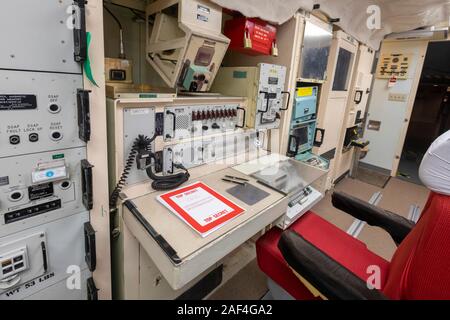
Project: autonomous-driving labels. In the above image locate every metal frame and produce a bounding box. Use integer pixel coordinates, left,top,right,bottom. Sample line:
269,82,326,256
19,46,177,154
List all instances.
84,0,112,299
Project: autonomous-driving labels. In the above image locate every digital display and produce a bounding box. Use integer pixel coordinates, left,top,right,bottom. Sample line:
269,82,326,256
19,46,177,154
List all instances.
264,92,277,99
195,52,212,65
294,126,309,146
268,77,279,85
194,46,215,66
110,69,126,81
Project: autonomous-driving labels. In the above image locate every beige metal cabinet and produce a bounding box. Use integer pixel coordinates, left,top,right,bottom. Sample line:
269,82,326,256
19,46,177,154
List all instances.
314,30,359,189
333,44,375,181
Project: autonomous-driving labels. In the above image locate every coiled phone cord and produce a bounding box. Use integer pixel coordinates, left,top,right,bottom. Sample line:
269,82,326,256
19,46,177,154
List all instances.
109,135,154,208
146,157,190,191
109,134,190,208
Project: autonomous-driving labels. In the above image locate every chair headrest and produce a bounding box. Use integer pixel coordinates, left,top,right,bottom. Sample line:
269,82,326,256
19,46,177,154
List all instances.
419,130,450,196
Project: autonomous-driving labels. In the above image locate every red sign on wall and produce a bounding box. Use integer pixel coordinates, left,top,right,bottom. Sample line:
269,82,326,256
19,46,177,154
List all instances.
224,17,277,56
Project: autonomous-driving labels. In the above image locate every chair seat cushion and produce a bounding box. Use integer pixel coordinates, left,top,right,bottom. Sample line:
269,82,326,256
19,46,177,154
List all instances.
256,211,390,299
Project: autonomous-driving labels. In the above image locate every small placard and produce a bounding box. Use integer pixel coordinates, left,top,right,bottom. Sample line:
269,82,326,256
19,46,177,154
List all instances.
0,95,37,110
139,93,157,98
0,176,9,186
52,153,65,160
297,87,313,97
367,120,381,131
197,4,210,14
233,71,247,79
197,14,208,22
130,108,150,115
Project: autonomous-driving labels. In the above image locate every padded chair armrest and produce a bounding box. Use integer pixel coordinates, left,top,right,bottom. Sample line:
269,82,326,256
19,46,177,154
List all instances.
278,230,389,300
332,191,415,244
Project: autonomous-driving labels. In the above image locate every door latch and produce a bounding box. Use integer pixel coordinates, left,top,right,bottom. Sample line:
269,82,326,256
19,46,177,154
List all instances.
84,222,96,272
72,0,87,63
81,160,94,210
77,89,91,142
314,128,325,147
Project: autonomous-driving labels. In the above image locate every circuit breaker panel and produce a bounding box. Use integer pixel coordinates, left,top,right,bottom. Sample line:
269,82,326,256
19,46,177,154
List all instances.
0,0,93,300
163,104,241,142
107,96,256,190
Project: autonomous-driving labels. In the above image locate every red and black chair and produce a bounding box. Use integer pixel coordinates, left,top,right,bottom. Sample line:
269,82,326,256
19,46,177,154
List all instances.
257,190,450,299
257,130,450,300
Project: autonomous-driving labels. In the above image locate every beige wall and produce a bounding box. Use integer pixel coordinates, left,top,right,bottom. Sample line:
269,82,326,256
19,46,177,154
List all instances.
103,4,167,87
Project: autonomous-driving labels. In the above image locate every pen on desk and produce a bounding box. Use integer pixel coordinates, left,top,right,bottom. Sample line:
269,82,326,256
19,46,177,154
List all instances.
224,175,249,182
222,178,247,186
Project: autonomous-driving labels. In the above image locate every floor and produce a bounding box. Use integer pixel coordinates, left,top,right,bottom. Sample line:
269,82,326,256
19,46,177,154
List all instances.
353,165,391,188
328,177,429,260
397,156,423,186
208,259,268,300
208,176,430,299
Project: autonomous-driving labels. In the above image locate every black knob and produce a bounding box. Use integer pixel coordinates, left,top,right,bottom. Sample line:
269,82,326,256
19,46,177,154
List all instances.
212,123,220,129
202,125,209,131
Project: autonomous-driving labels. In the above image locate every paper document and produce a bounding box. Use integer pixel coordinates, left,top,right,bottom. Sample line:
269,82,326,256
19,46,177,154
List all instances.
158,182,245,237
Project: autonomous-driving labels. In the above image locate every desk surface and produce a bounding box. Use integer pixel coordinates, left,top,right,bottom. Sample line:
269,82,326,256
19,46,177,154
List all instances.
126,167,285,261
